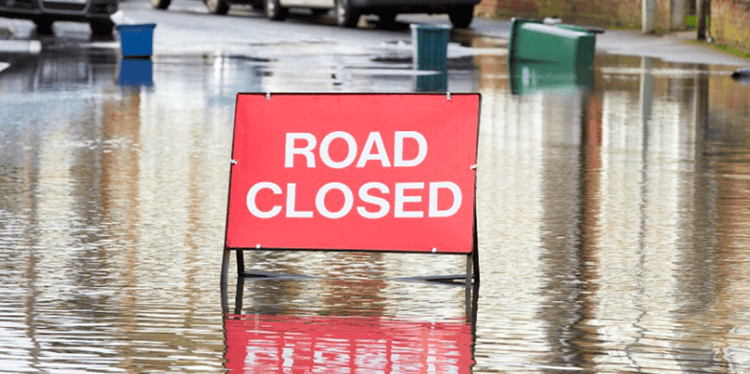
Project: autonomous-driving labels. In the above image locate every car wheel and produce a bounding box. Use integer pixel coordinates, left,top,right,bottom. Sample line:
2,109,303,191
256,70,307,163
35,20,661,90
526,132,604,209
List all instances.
206,0,230,15
33,19,54,34
335,0,359,28
150,0,171,10
90,19,115,35
377,11,396,25
448,5,473,28
265,0,288,20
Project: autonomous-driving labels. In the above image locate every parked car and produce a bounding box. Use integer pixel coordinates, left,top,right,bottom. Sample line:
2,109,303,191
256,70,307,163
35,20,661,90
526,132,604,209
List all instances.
150,0,478,29
266,0,478,28
0,0,118,35
150,0,263,16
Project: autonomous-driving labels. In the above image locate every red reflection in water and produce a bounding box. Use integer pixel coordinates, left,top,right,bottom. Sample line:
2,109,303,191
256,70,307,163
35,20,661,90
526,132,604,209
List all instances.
224,314,474,373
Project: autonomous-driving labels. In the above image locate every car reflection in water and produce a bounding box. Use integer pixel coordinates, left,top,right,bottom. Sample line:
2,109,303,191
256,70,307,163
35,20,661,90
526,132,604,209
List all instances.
0,49,119,93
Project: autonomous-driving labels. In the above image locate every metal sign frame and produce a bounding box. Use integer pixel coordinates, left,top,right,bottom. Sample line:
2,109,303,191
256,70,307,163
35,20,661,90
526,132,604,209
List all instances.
221,93,480,293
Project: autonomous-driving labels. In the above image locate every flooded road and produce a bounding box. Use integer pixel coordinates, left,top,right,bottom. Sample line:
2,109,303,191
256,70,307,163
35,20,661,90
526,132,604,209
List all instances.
2,27,750,373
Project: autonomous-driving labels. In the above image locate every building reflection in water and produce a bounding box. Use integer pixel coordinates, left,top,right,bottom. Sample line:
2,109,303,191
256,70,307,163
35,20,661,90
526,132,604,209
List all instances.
3,39,750,373
0,50,259,372
474,48,750,372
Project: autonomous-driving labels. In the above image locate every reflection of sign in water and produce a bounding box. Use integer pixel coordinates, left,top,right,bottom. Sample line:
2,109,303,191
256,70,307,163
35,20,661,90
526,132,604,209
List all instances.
224,315,473,373
226,93,480,253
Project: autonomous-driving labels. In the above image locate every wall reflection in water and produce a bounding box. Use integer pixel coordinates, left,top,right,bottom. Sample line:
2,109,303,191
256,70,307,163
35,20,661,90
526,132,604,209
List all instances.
0,50,252,373
0,50,477,373
2,41,750,373
474,46,750,372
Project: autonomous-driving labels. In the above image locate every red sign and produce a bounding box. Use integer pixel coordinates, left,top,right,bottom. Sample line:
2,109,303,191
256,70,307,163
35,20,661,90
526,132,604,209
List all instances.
224,314,474,373
226,93,480,253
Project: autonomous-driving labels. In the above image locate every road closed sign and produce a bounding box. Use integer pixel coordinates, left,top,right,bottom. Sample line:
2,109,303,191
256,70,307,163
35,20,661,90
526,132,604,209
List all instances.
226,93,480,254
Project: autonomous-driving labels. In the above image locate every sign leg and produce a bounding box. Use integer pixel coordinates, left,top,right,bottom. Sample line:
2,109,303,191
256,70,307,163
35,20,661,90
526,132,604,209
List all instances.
221,247,231,313
221,248,230,288
472,213,480,282
465,253,473,315
234,277,245,314
236,249,245,277
472,248,480,282
468,279,479,333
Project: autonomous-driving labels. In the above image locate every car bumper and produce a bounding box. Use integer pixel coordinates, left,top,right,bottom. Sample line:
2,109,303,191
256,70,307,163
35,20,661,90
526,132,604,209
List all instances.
350,0,479,11
0,0,117,21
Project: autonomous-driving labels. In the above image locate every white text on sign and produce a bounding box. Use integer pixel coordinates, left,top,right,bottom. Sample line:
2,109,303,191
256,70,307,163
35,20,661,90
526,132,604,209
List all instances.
246,131,462,219
285,131,427,168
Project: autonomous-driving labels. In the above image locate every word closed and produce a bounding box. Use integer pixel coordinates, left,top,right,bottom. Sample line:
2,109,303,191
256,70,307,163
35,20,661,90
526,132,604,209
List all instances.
226,93,480,253
225,315,473,374
247,131,462,220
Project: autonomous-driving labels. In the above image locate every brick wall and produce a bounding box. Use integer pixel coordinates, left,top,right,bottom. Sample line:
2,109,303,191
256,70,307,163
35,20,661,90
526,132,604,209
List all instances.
476,0,749,52
476,0,642,28
711,0,750,53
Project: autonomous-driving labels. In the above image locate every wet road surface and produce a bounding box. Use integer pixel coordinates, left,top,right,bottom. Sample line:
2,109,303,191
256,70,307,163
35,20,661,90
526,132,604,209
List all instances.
2,4,750,373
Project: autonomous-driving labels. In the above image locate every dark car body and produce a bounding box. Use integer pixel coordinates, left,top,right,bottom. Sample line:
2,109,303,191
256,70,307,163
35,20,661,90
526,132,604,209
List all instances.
0,0,118,35
264,0,480,28
151,0,478,29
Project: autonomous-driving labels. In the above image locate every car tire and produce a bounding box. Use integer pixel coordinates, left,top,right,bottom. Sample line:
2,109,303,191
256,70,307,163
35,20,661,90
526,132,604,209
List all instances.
448,5,473,28
335,0,359,28
90,19,115,35
150,0,171,9
206,0,230,15
265,0,288,20
33,19,54,34
377,11,396,25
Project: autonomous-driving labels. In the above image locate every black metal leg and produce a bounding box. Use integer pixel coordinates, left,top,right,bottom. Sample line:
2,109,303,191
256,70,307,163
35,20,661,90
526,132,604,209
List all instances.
221,248,231,288
220,281,229,314
473,213,480,282
465,253,472,317
465,259,480,322
220,247,231,314
234,277,244,315
236,249,245,277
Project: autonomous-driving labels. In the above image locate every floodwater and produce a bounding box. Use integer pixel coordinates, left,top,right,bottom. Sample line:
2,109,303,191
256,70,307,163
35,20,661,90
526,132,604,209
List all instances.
2,34,750,374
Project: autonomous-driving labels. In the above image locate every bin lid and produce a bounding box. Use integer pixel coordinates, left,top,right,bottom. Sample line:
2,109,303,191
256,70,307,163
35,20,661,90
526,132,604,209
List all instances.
410,24,451,31
116,23,157,30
